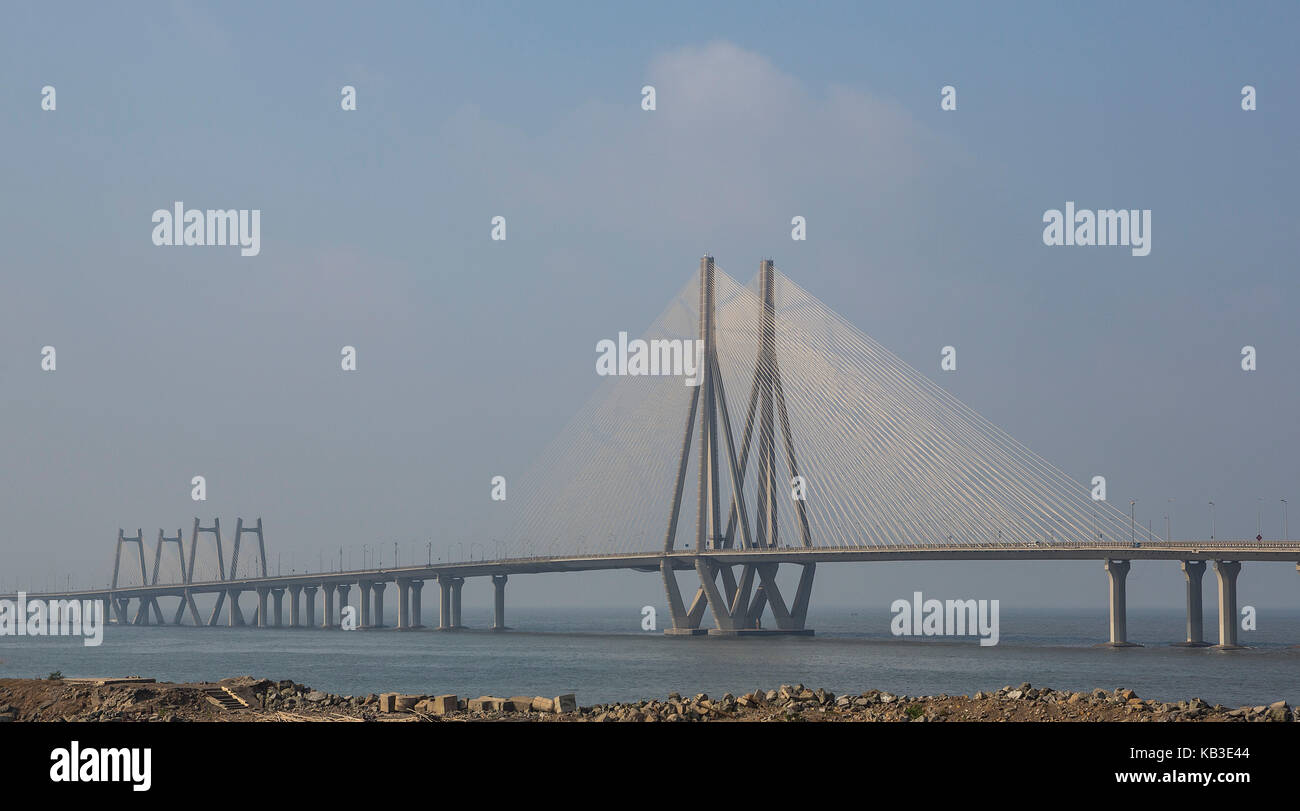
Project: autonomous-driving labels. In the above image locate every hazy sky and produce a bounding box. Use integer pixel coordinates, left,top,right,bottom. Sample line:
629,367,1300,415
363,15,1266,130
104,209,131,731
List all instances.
1,2,1297,617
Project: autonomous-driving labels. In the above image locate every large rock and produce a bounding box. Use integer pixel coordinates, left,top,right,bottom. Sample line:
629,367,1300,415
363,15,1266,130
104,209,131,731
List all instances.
413,697,457,715
428,695,458,715
1267,701,1291,722
553,694,578,713
394,694,425,712
378,693,398,713
531,697,555,713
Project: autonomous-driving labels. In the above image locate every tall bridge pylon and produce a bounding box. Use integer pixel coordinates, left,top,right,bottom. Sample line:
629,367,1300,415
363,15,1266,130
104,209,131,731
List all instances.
661,256,815,635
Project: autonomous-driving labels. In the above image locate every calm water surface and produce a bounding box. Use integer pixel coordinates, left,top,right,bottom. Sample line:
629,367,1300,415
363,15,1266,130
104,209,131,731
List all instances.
2,608,1297,708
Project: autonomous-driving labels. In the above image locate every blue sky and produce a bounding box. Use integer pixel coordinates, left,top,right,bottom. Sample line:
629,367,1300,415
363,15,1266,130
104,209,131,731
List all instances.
0,1,1297,614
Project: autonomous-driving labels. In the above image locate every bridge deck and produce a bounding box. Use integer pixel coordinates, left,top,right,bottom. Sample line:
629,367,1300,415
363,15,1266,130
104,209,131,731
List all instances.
8,540,1299,601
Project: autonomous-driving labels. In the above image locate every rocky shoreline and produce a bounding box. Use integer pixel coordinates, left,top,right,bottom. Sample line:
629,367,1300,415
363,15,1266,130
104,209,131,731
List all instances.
0,676,1293,722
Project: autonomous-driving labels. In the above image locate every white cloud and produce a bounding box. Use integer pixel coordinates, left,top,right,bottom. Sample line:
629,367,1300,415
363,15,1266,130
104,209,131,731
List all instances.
436,41,952,233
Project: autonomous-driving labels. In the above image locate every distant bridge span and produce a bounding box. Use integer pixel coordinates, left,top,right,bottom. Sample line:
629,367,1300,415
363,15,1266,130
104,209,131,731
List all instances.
6,541,1298,648
6,258,1298,648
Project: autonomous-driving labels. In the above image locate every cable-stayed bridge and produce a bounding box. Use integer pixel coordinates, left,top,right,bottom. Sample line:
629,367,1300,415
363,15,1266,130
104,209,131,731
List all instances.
6,257,1298,648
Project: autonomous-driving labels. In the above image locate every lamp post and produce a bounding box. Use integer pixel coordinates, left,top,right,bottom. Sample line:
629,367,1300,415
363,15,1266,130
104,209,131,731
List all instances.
1129,499,1137,542
1209,501,1215,540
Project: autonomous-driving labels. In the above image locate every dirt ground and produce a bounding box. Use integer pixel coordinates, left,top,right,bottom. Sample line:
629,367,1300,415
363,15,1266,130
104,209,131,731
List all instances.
0,676,1292,722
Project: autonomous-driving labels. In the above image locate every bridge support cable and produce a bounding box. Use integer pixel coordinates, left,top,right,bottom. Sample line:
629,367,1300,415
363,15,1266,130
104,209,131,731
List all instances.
711,267,1144,549
497,257,1140,560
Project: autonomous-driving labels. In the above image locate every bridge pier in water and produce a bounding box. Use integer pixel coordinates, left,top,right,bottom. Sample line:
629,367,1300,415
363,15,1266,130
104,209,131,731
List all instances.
409,580,424,628
1099,559,1140,647
372,582,386,627
182,591,201,625
491,574,509,630
1213,560,1243,649
359,581,373,628
288,585,302,627
396,578,411,629
336,584,351,626
320,585,334,629
437,575,465,630
437,578,449,629
228,589,246,627
132,596,164,626
303,586,317,627
1095,558,1251,648
1172,561,1210,646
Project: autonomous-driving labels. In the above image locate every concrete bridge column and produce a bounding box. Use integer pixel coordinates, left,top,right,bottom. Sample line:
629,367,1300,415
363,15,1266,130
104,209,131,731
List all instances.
409,580,424,628
114,597,130,625
491,574,509,631
132,596,164,626
337,584,351,627
438,577,453,630
372,582,386,627
359,582,373,628
133,597,151,626
271,588,285,627
396,579,410,630
1173,561,1209,646
321,584,335,629
1213,560,1243,649
182,590,203,626
303,586,317,628
288,586,302,628
1100,560,1139,647
228,589,246,627
450,577,465,629
256,588,270,628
